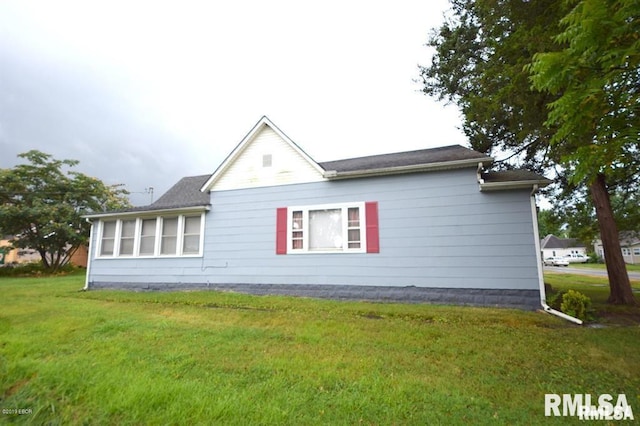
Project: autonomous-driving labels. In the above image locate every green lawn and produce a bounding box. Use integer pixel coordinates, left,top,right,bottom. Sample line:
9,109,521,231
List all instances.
568,263,640,272
1,273,640,425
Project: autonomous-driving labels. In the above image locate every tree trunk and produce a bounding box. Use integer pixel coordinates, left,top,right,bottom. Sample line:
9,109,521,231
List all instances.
38,248,50,269
590,173,638,305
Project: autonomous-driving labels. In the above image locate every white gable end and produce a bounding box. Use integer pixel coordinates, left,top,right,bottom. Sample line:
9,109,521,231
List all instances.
204,118,325,192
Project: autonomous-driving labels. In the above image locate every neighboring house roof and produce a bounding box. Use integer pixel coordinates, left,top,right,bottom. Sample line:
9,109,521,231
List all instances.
619,231,640,246
594,231,640,247
540,234,586,250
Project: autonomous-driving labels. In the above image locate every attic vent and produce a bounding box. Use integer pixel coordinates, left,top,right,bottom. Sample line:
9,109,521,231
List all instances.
263,154,272,167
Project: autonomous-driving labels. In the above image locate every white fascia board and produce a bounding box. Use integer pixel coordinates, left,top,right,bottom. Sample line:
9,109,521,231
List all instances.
82,205,210,220
200,116,324,192
479,180,550,192
323,157,493,180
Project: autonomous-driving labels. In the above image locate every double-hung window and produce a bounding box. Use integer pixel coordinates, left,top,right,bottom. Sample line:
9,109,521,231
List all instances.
276,201,379,254
160,217,179,255
139,218,157,256
100,221,117,256
119,220,136,256
182,216,202,254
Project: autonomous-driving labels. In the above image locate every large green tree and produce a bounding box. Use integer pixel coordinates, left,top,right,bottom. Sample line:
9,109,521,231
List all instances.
420,0,569,172
0,150,130,271
529,0,639,304
420,0,638,305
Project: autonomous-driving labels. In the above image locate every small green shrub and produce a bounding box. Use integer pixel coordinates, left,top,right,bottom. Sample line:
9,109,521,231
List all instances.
560,289,592,321
587,252,602,264
544,283,565,310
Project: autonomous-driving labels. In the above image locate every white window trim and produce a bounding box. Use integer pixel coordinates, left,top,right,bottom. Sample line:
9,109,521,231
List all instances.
96,213,205,258
118,218,138,257
138,217,159,257
97,220,117,257
287,201,366,254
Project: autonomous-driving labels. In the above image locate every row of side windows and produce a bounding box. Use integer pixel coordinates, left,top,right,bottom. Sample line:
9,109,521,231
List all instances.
99,214,204,257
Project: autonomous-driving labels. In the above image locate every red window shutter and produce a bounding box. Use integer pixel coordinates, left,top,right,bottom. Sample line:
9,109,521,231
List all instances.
276,208,288,254
365,201,379,253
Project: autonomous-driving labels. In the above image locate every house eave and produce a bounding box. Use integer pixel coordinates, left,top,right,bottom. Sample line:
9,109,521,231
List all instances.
479,180,550,192
323,157,493,180
82,205,211,219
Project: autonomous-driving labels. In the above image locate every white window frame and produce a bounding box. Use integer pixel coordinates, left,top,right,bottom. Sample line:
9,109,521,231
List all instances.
96,212,205,258
118,219,138,257
99,220,117,256
138,217,159,256
287,202,366,254
181,215,203,255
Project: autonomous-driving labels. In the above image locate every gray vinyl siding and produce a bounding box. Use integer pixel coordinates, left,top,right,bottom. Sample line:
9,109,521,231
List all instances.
87,168,539,291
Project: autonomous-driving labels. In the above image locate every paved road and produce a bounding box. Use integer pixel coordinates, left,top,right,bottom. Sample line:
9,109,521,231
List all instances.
544,265,640,280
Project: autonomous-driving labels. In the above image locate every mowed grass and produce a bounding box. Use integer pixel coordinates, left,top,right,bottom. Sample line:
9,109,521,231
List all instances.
544,270,640,325
1,273,640,425
568,263,640,272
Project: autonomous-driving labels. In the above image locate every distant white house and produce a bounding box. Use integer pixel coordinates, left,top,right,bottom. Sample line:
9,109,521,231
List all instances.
594,232,640,265
540,234,587,260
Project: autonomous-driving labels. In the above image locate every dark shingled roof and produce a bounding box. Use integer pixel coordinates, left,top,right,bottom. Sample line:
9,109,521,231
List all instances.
149,174,212,209
90,144,547,217
90,174,212,216
541,234,586,249
481,169,551,184
319,145,491,173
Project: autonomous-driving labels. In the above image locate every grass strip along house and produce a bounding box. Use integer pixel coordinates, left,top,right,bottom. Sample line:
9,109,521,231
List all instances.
84,116,555,313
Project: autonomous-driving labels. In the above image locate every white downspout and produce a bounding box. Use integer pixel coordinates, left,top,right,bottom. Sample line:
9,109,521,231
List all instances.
530,185,583,325
84,218,94,290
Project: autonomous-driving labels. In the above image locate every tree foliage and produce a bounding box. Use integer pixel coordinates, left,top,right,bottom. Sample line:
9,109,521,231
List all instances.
537,209,566,240
530,0,640,185
0,150,131,271
419,0,569,172
529,0,639,305
420,0,639,305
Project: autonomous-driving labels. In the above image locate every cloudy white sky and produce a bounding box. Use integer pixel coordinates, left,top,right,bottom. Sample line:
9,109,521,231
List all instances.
0,0,465,205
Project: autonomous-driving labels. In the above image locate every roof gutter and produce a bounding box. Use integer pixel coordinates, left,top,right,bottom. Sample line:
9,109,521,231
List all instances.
530,184,582,325
82,205,210,219
323,157,493,180
481,180,552,192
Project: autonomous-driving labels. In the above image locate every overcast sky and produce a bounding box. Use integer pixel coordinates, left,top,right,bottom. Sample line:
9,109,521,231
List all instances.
0,0,465,205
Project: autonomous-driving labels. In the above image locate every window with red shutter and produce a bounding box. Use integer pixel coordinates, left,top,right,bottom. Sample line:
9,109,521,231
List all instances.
365,201,379,253
276,207,288,254
276,202,379,254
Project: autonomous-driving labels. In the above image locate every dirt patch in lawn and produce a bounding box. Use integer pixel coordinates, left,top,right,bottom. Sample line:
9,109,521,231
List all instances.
594,307,640,326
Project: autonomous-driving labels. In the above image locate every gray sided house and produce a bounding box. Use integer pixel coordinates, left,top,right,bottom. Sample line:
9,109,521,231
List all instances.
84,116,551,310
